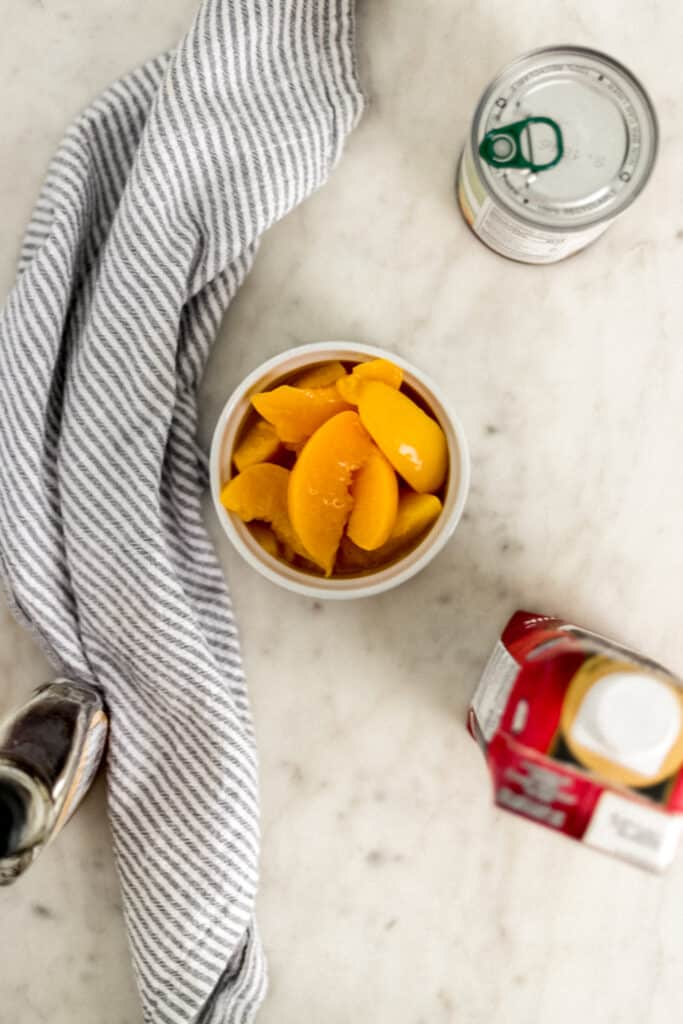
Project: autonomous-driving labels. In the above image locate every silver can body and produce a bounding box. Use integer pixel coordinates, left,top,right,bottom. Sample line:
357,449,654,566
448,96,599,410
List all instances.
457,46,658,264
0,680,107,884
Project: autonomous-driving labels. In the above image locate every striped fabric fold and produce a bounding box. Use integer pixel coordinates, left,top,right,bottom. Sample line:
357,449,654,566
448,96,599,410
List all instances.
0,3,363,1021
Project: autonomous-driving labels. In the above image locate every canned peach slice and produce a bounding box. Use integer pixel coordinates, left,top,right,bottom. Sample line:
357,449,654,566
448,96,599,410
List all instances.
233,419,281,472
251,385,351,444
347,449,399,551
336,358,403,405
340,492,443,570
357,381,447,493
248,522,280,558
221,463,309,559
291,361,347,388
289,411,374,575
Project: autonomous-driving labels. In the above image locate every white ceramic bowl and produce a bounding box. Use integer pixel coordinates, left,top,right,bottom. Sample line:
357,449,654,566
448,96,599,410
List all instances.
210,342,470,599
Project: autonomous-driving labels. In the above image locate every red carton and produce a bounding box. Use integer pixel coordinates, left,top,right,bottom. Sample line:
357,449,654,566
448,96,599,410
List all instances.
469,611,683,871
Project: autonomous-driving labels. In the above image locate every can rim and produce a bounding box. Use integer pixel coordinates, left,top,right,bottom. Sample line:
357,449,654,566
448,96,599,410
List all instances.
469,45,659,234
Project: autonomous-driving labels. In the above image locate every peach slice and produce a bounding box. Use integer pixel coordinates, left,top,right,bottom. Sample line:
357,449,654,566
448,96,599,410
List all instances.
251,385,351,444
336,358,403,405
221,463,309,558
357,381,448,493
248,523,280,558
338,492,443,571
381,491,443,554
233,418,281,472
289,411,374,575
347,449,398,550
292,361,347,388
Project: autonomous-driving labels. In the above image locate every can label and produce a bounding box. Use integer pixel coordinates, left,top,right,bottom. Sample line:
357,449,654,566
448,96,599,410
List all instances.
469,611,683,871
458,140,610,264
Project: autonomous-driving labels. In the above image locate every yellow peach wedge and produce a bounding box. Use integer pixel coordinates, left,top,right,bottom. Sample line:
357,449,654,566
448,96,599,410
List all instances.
357,381,448,493
248,523,280,558
233,418,281,472
338,492,443,571
289,411,374,575
251,385,351,444
221,463,309,559
381,491,443,555
292,361,347,388
336,358,403,405
347,449,398,550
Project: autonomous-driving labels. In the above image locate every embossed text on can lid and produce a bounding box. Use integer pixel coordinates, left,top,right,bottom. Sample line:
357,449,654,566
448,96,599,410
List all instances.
471,46,658,231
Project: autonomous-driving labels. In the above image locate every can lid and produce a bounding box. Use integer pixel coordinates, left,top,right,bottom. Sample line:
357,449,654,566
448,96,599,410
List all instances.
472,47,658,230
570,672,680,778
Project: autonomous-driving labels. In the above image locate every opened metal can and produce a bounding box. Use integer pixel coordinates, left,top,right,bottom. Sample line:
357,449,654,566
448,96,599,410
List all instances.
469,611,683,871
457,46,658,263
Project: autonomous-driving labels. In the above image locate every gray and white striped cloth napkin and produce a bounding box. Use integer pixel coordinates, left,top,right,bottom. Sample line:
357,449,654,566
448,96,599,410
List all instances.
0,2,362,1020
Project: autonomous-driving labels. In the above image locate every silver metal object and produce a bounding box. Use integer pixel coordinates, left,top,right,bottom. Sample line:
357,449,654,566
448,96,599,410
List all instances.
457,46,658,263
0,680,107,884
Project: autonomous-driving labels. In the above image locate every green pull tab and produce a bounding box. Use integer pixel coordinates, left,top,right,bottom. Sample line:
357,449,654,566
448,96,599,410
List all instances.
479,116,563,173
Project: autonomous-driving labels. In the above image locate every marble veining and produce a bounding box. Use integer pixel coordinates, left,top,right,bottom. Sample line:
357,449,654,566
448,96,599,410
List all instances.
2,2,683,1022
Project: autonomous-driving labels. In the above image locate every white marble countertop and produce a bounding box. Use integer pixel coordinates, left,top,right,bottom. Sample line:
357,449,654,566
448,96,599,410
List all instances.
3,3,683,1022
